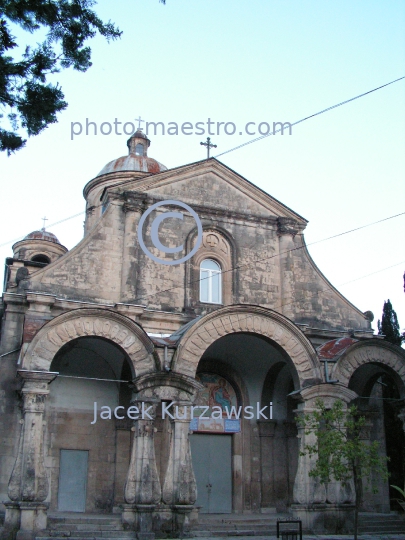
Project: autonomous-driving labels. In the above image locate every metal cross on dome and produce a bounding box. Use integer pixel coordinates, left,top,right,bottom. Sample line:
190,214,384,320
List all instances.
135,116,145,130
41,216,48,230
200,137,217,159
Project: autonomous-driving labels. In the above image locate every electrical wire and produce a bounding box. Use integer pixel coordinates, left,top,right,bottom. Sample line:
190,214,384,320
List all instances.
47,260,405,386
1,78,403,250
338,261,405,286
0,211,85,248
133,211,405,303
214,76,405,158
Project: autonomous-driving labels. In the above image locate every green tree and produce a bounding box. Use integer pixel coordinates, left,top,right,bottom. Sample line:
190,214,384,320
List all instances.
377,299,402,346
0,0,122,154
298,399,388,540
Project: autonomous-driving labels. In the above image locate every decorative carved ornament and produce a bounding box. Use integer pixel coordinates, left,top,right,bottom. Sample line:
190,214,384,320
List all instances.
21,309,157,377
173,306,321,384
202,231,229,255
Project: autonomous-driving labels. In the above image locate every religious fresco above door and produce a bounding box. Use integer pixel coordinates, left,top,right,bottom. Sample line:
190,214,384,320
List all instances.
189,372,241,433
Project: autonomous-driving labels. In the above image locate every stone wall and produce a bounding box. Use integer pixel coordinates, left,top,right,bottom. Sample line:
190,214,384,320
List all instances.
7,161,370,333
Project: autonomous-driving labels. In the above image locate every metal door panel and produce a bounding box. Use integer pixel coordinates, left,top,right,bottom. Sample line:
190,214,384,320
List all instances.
58,449,88,512
190,434,232,513
209,435,232,513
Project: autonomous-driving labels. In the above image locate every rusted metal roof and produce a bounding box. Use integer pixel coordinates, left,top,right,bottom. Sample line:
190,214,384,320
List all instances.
97,155,167,177
23,229,61,244
317,337,358,360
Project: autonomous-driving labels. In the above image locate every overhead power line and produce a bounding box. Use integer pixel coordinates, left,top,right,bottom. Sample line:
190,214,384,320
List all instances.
0,211,85,249
338,261,405,286
133,211,405,303
214,76,405,158
1,78,403,249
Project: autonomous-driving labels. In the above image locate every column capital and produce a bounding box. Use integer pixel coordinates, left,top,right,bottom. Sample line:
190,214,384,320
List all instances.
18,369,58,391
297,383,358,408
277,217,306,236
26,292,56,312
18,370,58,413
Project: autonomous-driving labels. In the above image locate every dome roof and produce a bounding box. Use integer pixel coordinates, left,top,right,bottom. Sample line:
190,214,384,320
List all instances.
96,129,167,177
24,229,61,245
97,155,167,176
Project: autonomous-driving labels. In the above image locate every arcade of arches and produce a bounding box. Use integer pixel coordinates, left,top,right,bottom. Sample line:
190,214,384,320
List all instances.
1,305,405,538
1,144,405,538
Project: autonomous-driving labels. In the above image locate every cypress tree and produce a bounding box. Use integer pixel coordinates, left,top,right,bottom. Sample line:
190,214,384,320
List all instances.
377,299,402,346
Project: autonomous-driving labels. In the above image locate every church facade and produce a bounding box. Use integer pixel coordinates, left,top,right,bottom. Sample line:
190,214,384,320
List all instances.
1,131,404,539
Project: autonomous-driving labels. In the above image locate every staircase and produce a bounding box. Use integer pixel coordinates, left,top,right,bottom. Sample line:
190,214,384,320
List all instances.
358,512,405,535
31,511,405,539
192,512,405,537
191,513,287,537
36,514,132,540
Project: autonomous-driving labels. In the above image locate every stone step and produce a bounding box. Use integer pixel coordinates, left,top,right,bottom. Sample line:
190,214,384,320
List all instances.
37,537,134,540
36,533,135,539
359,528,405,534
193,525,280,532
48,517,122,525
193,529,277,537
198,517,281,521
49,523,123,532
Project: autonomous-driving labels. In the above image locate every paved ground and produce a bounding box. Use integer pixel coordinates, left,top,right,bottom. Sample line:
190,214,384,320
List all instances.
205,536,405,540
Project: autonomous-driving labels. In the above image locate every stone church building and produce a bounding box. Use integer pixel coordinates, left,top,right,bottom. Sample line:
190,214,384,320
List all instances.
1,131,404,539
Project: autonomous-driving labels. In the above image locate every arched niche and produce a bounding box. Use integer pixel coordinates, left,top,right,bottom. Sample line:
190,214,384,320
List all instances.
21,308,158,377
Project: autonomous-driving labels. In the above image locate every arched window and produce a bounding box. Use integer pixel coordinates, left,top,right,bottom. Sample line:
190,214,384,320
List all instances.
31,254,51,264
200,259,222,304
135,143,144,156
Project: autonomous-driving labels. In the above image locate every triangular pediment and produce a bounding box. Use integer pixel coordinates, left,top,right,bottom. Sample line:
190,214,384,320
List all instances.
108,158,307,226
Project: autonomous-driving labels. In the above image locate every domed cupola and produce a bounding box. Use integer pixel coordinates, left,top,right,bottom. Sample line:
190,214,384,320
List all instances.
12,227,68,265
96,129,167,177
83,130,167,234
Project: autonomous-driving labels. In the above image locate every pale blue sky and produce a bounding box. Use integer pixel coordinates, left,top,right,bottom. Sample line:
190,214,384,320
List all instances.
1,0,404,331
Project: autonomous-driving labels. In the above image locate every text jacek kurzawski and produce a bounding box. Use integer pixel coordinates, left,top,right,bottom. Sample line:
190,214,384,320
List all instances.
91,402,273,424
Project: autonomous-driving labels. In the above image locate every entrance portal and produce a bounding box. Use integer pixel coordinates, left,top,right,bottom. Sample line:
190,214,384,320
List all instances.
190,434,232,513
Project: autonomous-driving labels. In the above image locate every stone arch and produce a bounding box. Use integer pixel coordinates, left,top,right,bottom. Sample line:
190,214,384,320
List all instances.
173,305,321,386
21,308,158,377
333,340,405,397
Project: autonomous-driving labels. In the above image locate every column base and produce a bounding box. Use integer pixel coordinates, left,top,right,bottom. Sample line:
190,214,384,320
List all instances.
1,502,48,540
135,504,155,537
291,503,355,534
136,534,155,540
1,502,20,540
122,503,137,531
173,505,195,538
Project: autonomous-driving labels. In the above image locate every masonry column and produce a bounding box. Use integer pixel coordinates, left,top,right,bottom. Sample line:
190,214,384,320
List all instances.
162,402,196,536
291,384,357,534
3,370,56,540
277,218,303,320
122,400,161,540
120,195,145,302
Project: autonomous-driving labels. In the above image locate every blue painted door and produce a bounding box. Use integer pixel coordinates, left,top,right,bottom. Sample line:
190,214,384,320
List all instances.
58,450,88,512
190,434,232,513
